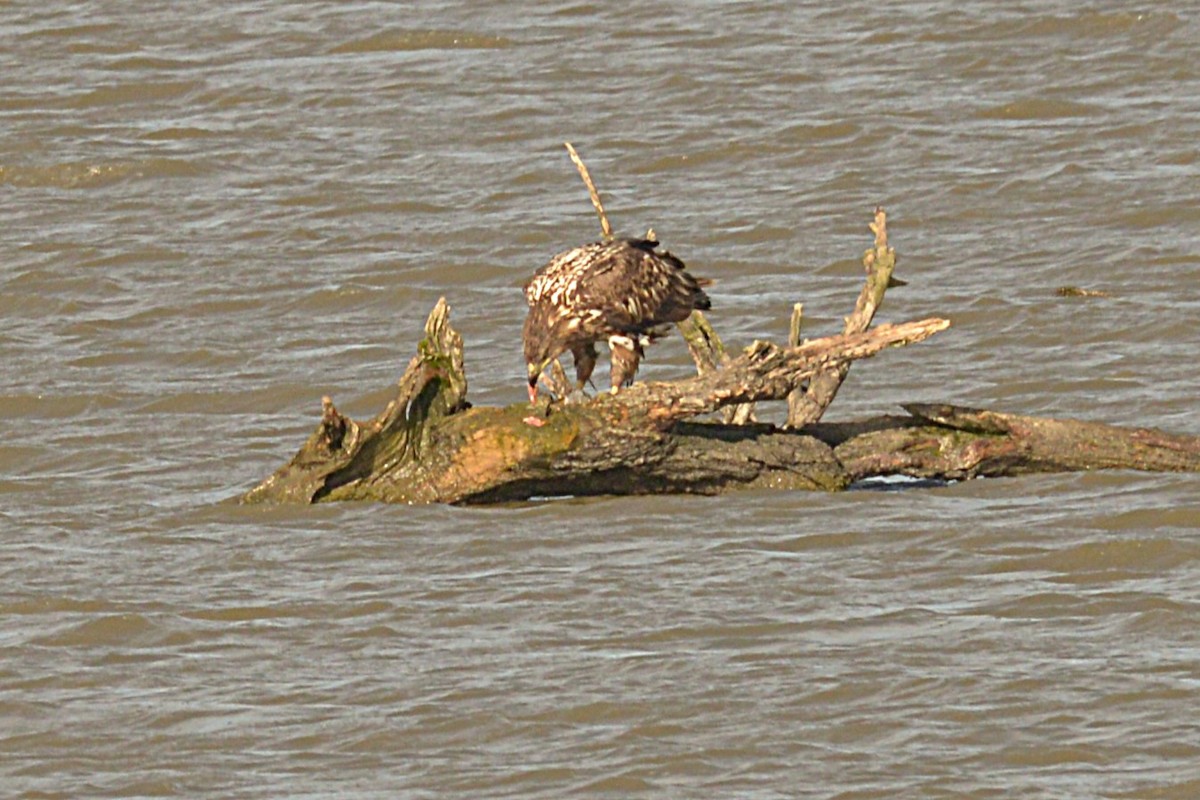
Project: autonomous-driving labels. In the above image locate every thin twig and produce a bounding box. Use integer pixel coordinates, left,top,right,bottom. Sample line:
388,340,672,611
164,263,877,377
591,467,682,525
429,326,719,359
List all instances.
564,142,613,240
785,302,808,426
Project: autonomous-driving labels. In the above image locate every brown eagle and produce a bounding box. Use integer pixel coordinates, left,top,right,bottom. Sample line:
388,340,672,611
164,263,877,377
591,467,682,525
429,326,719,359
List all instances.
523,237,711,403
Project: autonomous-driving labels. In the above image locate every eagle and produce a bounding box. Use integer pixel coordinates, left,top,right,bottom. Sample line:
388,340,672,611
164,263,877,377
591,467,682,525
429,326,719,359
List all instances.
523,237,711,403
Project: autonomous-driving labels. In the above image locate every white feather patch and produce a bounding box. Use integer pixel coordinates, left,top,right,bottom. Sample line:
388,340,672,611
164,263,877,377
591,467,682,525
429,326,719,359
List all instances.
607,334,635,351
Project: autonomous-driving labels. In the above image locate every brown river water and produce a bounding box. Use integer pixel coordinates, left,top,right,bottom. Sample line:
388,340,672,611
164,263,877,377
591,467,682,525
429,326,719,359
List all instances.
3,2,1199,797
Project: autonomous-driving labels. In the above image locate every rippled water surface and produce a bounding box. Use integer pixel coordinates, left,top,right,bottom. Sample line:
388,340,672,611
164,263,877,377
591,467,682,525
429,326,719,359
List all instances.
3,2,1199,797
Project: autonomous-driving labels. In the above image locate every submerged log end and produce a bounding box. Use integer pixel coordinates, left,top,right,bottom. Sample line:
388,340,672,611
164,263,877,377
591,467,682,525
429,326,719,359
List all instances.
828,418,1027,482
824,403,1200,482
241,395,362,504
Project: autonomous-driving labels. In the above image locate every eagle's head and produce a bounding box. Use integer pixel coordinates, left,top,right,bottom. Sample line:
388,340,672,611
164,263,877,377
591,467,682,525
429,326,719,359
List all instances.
522,310,563,404
525,360,544,404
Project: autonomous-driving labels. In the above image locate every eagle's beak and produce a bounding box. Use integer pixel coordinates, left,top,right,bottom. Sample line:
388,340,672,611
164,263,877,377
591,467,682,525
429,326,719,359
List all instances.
527,377,539,405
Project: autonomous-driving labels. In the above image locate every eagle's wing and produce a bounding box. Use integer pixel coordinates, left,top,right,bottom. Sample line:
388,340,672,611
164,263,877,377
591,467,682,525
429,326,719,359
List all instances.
524,242,613,307
576,239,707,333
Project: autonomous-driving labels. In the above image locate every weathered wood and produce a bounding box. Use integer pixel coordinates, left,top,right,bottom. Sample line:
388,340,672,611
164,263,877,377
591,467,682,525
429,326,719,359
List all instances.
243,297,469,505
611,317,950,430
787,206,897,428
677,310,756,425
676,206,904,430
788,302,804,349
806,404,1200,481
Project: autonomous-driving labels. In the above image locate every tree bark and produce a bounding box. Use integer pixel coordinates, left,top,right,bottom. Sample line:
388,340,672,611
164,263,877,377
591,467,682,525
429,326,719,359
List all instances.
819,403,1200,480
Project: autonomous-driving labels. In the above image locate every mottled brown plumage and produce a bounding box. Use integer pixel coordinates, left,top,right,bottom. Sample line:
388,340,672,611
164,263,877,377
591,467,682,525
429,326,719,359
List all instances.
523,238,711,402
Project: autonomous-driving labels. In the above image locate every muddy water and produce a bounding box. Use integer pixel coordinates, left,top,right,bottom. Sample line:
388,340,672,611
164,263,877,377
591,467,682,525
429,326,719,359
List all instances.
3,2,1199,797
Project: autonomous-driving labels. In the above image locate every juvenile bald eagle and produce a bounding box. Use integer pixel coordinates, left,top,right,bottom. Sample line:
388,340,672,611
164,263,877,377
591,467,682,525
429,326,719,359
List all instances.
523,237,711,403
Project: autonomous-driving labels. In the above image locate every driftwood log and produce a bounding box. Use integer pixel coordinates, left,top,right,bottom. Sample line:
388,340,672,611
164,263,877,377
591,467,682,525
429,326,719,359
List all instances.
241,153,1200,505
241,297,1199,505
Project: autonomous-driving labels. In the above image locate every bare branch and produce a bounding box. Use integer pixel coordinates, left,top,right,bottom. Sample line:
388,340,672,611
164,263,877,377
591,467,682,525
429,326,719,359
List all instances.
564,142,613,240
617,317,950,430
787,206,897,428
